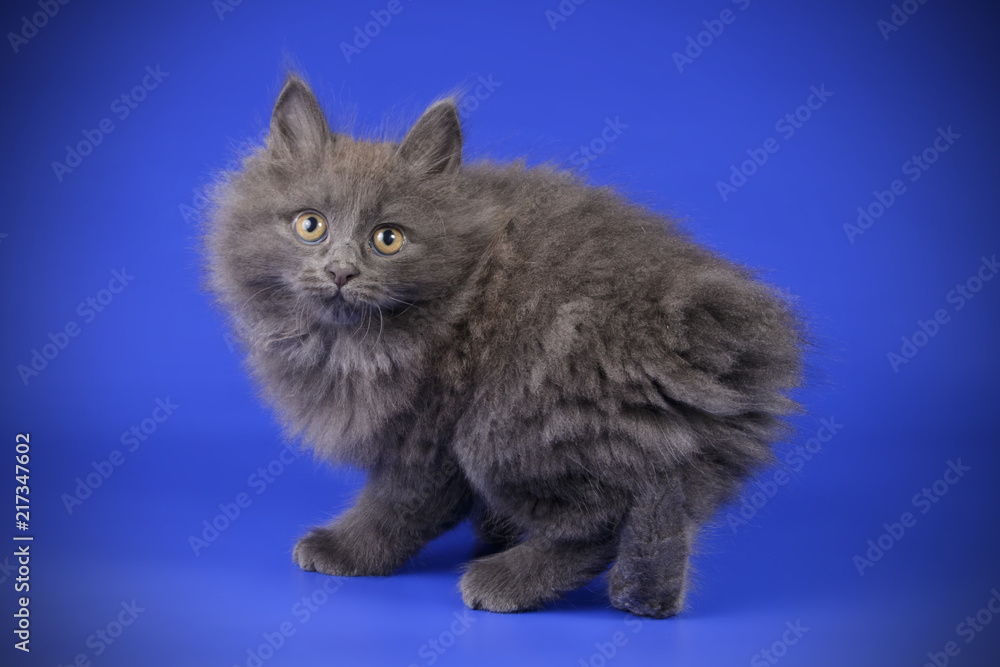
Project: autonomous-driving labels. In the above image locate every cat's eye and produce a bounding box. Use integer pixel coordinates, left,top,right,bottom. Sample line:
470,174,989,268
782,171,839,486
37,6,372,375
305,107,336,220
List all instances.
292,211,328,244
370,226,404,256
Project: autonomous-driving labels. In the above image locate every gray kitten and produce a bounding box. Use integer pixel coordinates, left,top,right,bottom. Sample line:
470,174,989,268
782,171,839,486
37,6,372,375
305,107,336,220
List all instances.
204,74,804,618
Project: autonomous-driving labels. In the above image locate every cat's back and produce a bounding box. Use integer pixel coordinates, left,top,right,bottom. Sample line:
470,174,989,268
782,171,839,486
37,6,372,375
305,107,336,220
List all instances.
462,162,710,305
449,162,802,465
459,161,760,355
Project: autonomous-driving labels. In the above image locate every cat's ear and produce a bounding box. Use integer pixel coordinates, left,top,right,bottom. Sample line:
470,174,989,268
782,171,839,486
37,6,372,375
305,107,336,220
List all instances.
397,100,462,176
268,74,331,156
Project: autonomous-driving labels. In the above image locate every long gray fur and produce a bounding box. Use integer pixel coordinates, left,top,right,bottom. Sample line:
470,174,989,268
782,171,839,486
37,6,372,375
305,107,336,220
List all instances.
203,73,805,617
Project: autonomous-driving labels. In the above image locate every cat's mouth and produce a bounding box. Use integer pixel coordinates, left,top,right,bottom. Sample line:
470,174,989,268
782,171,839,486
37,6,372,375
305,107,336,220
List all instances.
298,281,407,328
316,288,360,316
304,285,378,326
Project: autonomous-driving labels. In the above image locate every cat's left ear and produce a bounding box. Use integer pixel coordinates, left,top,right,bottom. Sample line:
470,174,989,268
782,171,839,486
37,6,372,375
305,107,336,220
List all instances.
268,74,331,157
397,100,462,176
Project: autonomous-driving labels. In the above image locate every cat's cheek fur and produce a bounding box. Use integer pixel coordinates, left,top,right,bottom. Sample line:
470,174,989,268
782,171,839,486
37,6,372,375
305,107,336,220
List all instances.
203,74,806,618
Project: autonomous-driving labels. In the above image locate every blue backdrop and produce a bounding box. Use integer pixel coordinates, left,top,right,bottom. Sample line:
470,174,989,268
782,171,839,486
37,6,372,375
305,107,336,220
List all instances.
2,1,998,665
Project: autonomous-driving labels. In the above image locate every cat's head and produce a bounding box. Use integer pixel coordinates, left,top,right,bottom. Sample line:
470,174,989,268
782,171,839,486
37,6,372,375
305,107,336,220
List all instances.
206,74,490,344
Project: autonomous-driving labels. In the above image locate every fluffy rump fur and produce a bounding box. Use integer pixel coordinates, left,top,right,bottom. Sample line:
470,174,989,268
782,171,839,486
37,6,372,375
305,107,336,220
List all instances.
203,73,805,617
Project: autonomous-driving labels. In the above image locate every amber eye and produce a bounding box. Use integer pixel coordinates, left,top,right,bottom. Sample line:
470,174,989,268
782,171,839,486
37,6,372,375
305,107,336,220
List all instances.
292,211,327,244
371,226,404,256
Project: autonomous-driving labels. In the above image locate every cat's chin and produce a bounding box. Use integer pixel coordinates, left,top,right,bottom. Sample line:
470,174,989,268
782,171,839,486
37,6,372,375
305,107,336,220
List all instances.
313,292,375,328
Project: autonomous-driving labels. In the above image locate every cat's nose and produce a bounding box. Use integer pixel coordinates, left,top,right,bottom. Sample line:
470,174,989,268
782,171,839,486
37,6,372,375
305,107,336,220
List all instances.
326,262,357,289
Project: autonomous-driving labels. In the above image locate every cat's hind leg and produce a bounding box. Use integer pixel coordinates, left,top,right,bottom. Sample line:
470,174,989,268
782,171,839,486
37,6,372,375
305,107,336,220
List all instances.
607,472,693,618
459,476,625,612
294,457,473,576
459,533,617,613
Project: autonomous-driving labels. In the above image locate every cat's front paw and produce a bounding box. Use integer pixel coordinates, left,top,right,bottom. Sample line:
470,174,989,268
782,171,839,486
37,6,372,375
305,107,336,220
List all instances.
292,526,396,576
459,552,548,613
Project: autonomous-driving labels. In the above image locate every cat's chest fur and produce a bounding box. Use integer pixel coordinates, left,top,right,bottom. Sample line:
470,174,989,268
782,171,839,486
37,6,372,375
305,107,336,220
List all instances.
250,303,468,468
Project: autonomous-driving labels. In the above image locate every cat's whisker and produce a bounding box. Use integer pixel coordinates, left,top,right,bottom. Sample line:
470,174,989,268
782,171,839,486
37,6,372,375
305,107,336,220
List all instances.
234,282,283,318
358,304,374,344
345,298,363,335
370,306,384,352
265,330,307,345
351,315,366,338
381,294,421,317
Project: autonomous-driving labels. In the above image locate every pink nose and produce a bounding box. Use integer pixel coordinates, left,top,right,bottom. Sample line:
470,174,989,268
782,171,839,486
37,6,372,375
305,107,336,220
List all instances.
326,263,357,288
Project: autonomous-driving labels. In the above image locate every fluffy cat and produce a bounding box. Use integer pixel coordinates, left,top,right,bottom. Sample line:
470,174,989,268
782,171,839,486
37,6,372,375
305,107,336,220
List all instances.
204,74,805,618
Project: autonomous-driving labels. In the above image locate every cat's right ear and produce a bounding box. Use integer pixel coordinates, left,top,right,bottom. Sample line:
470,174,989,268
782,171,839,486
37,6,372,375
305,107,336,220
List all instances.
397,99,463,176
268,75,331,157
